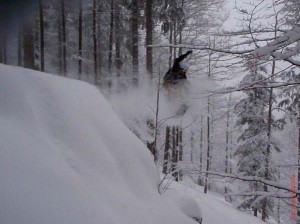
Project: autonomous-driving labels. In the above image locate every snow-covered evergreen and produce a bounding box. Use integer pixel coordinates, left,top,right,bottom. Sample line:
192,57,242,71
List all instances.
234,61,281,217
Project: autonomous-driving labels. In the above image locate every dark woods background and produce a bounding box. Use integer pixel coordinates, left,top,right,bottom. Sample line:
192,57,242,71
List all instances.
0,0,165,90
0,0,36,32
0,0,221,91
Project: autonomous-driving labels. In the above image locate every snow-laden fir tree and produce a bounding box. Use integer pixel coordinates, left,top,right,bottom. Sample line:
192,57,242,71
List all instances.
278,68,300,220
234,60,281,219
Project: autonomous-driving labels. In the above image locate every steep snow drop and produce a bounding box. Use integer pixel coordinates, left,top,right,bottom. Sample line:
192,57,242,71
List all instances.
0,64,193,224
0,64,270,224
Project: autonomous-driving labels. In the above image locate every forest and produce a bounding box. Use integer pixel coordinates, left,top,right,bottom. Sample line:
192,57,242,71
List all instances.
0,0,300,223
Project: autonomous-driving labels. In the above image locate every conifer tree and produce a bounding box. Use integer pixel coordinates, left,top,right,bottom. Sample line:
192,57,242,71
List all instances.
234,61,280,218
278,69,300,220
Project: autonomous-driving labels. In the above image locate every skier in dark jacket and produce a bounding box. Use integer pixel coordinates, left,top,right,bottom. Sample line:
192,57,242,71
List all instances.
163,50,193,87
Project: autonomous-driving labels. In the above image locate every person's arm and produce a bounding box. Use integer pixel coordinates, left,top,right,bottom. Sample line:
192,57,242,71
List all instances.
173,51,193,68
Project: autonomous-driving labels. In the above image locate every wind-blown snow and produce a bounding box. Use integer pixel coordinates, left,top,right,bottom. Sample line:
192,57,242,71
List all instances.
0,64,193,224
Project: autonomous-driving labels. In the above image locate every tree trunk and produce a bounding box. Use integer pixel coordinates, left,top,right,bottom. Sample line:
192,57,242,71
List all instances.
254,207,258,217
190,130,194,162
173,20,177,60
78,0,83,78
18,27,22,66
262,87,273,221
58,16,62,75
175,126,179,181
225,95,230,194
253,182,258,217
178,0,184,56
225,97,230,174
34,12,40,69
39,0,45,72
178,127,183,181
168,25,173,68
108,0,114,73
115,1,122,77
97,2,102,78
0,35,3,63
229,128,233,174
2,36,7,64
152,71,161,163
262,57,276,221
171,126,178,180
163,126,170,174
145,0,153,77
61,0,67,76
297,126,300,218
93,0,98,84
146,119,155,158
204,102,210,194
23,21,35,69
262,83,274,220
204,51,212,194
277,172,281,224
131,0,139,86
178,27,182,56
0,35,7,64
198,115,203,185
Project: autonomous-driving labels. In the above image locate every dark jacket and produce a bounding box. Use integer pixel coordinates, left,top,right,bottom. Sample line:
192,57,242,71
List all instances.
163,51,192,85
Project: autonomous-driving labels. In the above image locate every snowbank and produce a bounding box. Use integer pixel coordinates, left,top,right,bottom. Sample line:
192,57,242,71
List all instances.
162,178,266,224
0,64,193,224
0,64,271,224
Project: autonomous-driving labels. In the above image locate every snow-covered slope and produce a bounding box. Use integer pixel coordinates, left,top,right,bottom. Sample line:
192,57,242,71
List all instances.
0,64,267,224
0,64,193,224
163,179,266,224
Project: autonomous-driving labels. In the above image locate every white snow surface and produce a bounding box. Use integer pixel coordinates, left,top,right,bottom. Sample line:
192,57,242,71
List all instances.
0,64,193,224
0,64,267,224
163,179,267,224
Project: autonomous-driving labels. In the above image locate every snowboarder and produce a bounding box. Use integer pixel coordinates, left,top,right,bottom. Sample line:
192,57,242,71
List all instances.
163,50,193,116
163,50,193,87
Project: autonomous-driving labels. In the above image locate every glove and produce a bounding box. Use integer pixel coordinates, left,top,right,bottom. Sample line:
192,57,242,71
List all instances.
186,50,193,55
